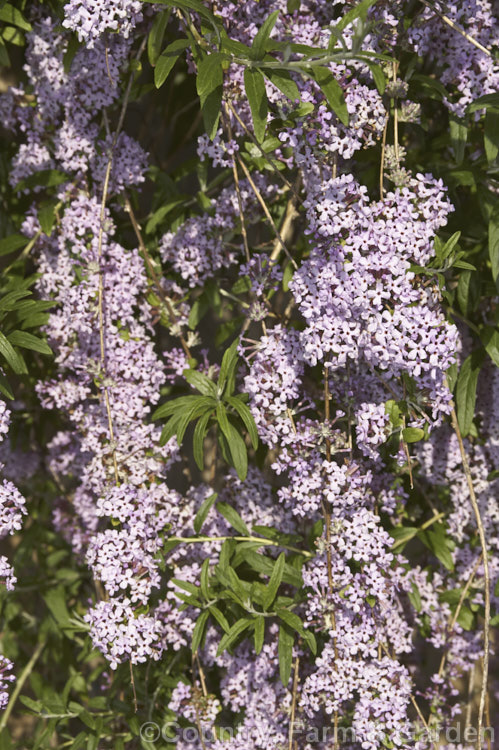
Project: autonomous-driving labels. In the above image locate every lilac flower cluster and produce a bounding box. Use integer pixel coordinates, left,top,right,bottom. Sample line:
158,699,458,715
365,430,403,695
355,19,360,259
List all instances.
0,401,26,592
0,656,15,711
1,0,497,745
408,0,499,116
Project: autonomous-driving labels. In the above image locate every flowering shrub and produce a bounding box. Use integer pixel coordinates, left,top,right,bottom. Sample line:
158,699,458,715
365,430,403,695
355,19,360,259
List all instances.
0,0,498,748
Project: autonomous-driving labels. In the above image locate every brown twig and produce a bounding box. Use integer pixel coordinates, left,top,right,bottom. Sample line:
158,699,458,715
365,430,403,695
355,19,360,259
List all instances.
392,61,400,166
288,656,300,750
269,178,301,264
419,0,492,57
129,660,138,713
226,100,301,201
379,114,389,200
321,367,339,749
235,154,298,270
95,35,147,712
224,111,251,263
448,404,490,750
436,554,482,682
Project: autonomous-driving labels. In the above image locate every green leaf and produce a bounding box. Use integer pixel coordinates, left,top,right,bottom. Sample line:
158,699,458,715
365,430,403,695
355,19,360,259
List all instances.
216,403,231,439
217,618,252,656
171,579,199,597
402,427,425,444
43,587,72,630
244,68,268,143
449,114,467,164
0,331,27,375
333,0,378,34
209,605,230,633
408,583,422,612
63,35,80,73
467,92,499,114
218,338,240,395
224,422,248,480
254,616,265,654
263,552,285,610
278,623,294,685
0,4,31,31
196,52,225,140
216,501,250,536
389,526,418,549
0,372,14,400
0,234,27,257
184,368,217,396
418,526,454,571
489,204,499,287
191,610,209,653
14,169,67,193
365,61,386,95
250,11,279,60
159,412,184,446
484,111,499,164
456,605,474,631
261,67,299,101
38,202,58,237
0,37,9,67
455,351,483,436
440,231,461,260
142,0,222,26
276,609,316,654
1,26,23,45
200,558,210,599
242,549,302,587
193,410,213,470
225,396,258,450
8,330,52,356
154,39,189,88
153,395,201,420
481,327,499,368
194,492,218,534
176,396,215,445
148,9,170,66
311,67,348,125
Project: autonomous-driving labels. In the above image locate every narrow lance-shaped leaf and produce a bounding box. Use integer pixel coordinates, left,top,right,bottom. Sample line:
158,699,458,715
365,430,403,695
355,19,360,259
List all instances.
489,204,499,287
196,52,225,140
311,67,349,126
244,68,268,143
216,501,250,536
194,492,218,534
455,351,483,436
261,67,299,102
254,616,265,654
154,39,190,88
218,338,240,395
217,618,252,656
191,610,209,653
148,9,170,66
0,331,27,375
263,552,285,610
225,395,259,450
8,331,52,355
278,623,294,685
250,11,279,60
225,422,248,480
184,368,218,396
193,410,213,471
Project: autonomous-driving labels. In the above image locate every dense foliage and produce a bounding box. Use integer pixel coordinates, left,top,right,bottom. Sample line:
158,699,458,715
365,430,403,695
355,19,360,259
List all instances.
0,0,498,748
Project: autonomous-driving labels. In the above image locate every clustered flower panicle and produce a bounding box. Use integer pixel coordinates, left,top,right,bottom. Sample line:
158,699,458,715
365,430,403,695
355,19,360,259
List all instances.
0,0,497,745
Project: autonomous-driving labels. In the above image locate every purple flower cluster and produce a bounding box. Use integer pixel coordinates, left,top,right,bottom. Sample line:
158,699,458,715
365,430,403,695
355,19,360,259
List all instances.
1,0,497,745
